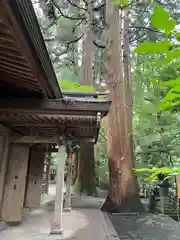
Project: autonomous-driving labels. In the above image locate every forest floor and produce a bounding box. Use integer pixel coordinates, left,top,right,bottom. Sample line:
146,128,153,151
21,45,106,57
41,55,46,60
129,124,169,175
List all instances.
97,188,180,239
110,212,180,240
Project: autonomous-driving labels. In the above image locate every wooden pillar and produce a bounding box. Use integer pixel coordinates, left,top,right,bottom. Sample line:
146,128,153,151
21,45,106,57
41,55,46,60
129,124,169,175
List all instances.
2,143,29,224
50,145,66,235
0,137,10,218
64,152,73,211
24,147,45,208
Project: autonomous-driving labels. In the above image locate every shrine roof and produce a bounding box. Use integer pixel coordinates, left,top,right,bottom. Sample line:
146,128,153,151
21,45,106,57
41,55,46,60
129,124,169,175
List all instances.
0,0,61,99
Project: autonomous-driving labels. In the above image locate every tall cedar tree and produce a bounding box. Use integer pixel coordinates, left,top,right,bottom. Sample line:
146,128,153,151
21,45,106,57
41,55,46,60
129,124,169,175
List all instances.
101,1,143,213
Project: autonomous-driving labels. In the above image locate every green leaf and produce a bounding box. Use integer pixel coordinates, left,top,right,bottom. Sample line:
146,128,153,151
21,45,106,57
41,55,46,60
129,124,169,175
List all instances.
134,40,171,53
151,5,176,35
164,89,180,101
165,19,176,35
171,86,180,93
58,80,95,92
156,101,180,111
163,50,180,64
161,77,180,88
112,0,128,6
174,32,180,41
133,168,151,172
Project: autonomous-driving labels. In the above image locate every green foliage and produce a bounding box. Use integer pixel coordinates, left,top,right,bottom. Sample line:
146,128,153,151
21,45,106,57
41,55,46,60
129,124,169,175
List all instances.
95,121,108,184
134,167,180,182
174,32,180,41
151,5,176,36
134,4,180,111
58,80,95,92
135,40,171,53
133,4,180,182
112,0,129,6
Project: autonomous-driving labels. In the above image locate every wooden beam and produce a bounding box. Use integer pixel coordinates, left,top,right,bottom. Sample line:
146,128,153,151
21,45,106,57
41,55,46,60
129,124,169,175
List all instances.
0,123,21,136
12,136,94,144
0,137,10,217
0,98,111,116
12,136,60,144
11,123,96,127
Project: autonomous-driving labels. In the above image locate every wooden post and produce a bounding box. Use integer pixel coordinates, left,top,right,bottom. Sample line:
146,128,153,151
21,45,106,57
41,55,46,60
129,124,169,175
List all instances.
24,147,45,208
0,137,10,218
2,143,29,224
64,152,73,211
50,145,66,235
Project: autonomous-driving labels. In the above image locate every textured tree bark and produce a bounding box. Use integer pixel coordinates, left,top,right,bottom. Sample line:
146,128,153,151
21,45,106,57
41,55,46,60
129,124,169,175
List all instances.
74,143,96,196
101,1,143,213
42,152,51,194
80,0,93,85
76,0,96,195
73,150,79,185
45,152,51,193
64,155,73,210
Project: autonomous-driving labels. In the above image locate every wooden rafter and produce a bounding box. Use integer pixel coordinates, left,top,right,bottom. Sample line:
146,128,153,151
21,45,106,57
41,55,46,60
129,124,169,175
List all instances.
0,98,111,116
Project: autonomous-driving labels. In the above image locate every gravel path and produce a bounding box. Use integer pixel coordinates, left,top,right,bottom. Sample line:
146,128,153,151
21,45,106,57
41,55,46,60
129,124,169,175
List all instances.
110,213,180,240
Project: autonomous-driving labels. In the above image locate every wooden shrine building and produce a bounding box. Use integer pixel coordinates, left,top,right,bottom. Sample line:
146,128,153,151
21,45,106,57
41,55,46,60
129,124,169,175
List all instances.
0,0,110,234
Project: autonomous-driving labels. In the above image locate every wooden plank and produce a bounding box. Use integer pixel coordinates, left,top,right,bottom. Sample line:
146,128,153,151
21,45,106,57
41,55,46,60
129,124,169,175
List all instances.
0,124,21,136
24,148,45,208
12,136,94,144
2,144,29,223
0,67,35,79
0,124,9,135
0,55,29,67
0,98,111,116
0,59,33,73
0,136,10,217
0,50,27,62
12,136,59,144
3,0,62,99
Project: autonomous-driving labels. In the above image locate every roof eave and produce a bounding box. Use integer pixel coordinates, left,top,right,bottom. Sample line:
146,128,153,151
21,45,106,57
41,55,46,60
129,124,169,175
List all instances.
8,0,62,99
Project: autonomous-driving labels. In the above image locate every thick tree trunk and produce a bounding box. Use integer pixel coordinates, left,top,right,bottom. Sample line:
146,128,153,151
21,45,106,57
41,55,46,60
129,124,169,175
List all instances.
75,0,96,195
42,152,51,194
80,0,93,85
72,150,79,185
123,8,140,197
74,143,96,196
101,1,143,213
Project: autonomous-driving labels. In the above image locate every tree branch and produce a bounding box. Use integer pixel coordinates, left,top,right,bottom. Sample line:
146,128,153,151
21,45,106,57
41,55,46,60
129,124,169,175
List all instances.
44,37,56,41
66,0,86,11
93,20,105,30
129,26,162,34
64,33,84,45
93,3,105,11
82,0,88,7
93,40,105,49
99,131,107,140
51,0,85,20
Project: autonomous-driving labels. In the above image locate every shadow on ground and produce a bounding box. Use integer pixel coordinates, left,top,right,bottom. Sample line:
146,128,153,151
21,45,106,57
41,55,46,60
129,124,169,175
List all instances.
110,212,180,240
1,185,180,240
0,192,115,240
